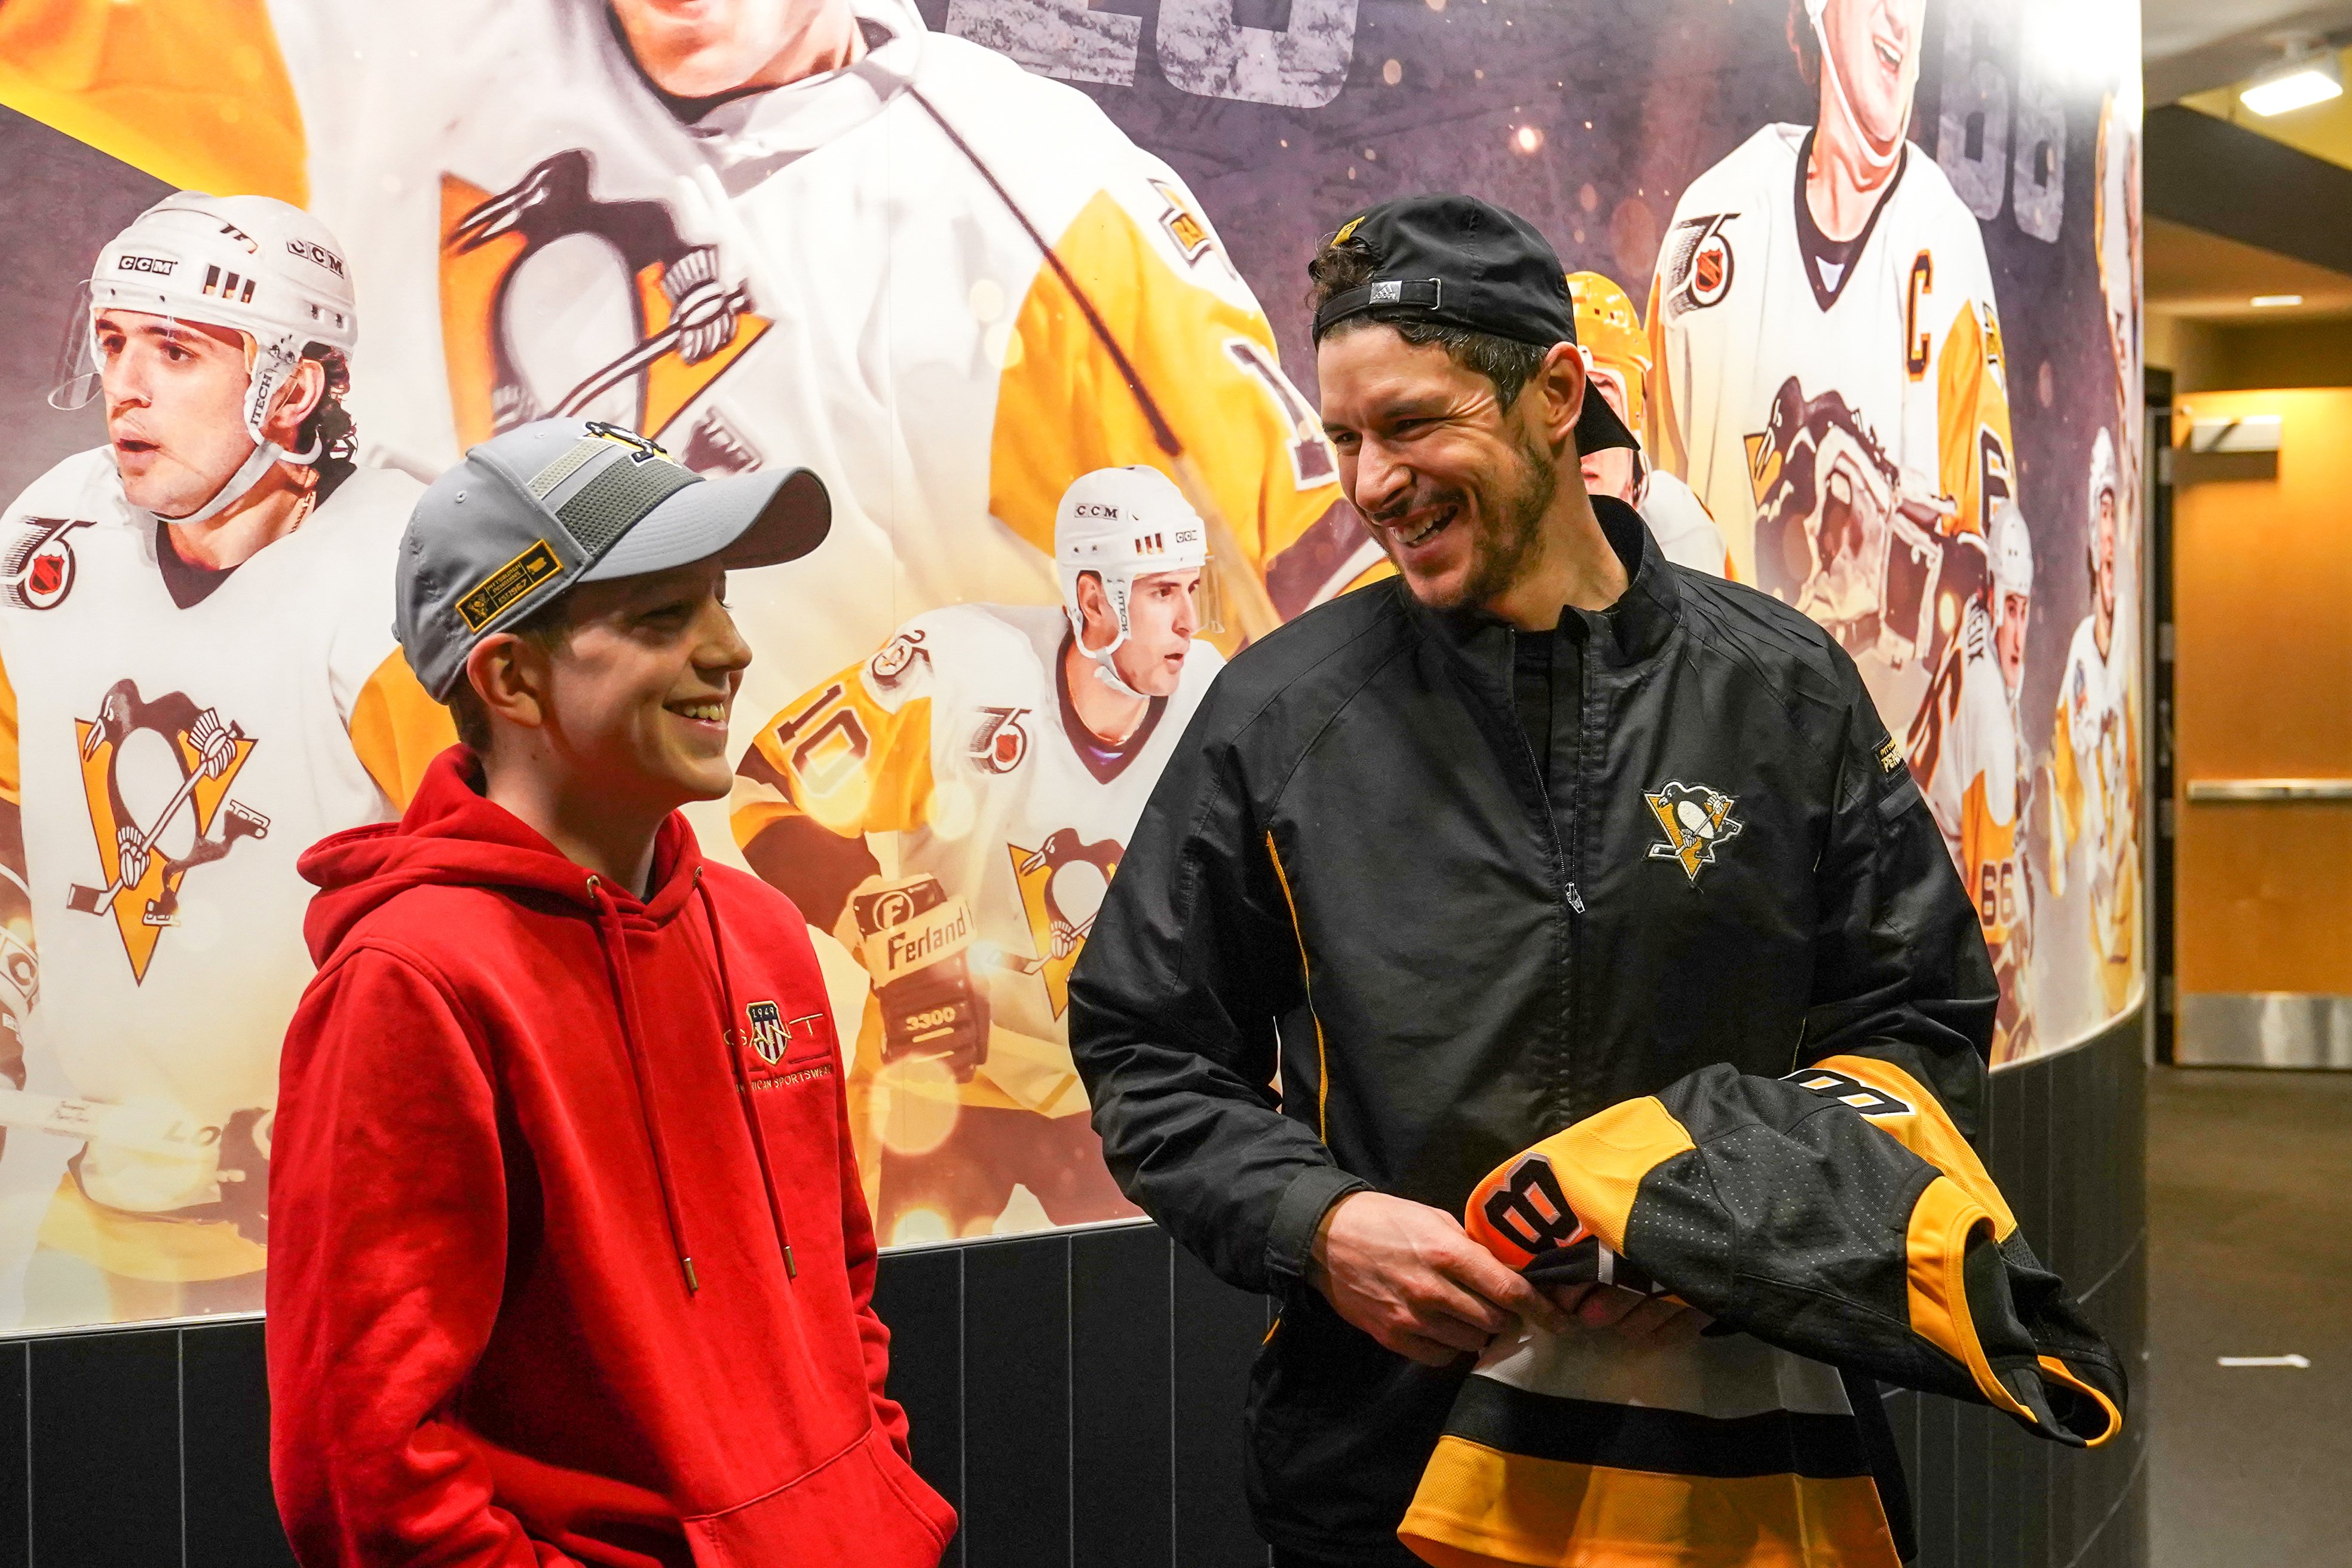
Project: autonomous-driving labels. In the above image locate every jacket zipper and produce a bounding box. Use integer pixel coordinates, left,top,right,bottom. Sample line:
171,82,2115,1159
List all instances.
1495,628,1580,1127
1564,629,1591,1126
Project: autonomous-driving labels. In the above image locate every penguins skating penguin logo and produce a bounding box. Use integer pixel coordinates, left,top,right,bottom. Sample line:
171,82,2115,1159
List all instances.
440,150,772,446
71,680,269,981
1642,780,1744,886
1007,829,1123,1016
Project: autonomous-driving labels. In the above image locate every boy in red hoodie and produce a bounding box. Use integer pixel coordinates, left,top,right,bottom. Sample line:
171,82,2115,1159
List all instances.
268,419,957,1567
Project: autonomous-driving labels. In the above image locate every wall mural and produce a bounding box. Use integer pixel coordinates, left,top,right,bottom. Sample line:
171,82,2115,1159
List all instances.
0,0,2140,1330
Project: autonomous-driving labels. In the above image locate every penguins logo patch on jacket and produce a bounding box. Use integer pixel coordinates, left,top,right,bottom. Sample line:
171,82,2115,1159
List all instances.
1643,780,1744,884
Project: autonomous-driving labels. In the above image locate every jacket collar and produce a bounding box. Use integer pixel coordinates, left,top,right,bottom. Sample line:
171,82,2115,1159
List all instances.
1409,494,1683,687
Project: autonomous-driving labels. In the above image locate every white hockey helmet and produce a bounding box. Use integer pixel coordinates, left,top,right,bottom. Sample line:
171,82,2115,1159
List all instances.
2087,427,2118,528
1056,466,1209,696
59,192,359,522
1988,500,2034,630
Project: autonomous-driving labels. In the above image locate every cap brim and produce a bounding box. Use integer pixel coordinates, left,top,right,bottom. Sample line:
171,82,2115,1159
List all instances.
579,467,831,583
1575,385,1641,457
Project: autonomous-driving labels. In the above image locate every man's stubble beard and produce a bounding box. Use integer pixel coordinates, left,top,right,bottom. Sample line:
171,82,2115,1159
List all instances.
1414,425,1560,614
1467,427,1560,608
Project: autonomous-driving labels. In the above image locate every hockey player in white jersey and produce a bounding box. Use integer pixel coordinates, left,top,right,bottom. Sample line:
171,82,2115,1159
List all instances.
2049,430,2139,1018
731,466,1223,1243
0,194,452,1325
9,0,1362,741
1566,271,1728,577
1650,0,2014,713
1906,501,2036,1062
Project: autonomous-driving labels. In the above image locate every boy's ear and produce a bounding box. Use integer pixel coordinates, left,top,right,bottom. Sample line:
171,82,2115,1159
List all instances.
467,634,549,733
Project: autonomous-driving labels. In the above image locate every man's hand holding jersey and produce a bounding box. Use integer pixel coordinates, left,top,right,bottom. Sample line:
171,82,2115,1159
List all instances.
1307,1189,1706,1367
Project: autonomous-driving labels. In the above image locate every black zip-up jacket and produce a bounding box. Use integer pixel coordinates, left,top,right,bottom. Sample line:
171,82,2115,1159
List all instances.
1068,498,2001,1556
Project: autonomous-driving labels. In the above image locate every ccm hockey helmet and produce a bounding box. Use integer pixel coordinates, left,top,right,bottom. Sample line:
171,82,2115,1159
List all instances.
1988,500,2034,631
1055,466,1208,697
56,192,359,523
1566,271,1650,434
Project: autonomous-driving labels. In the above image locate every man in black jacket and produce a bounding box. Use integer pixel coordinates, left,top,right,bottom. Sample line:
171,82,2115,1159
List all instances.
1067,195,1997,1566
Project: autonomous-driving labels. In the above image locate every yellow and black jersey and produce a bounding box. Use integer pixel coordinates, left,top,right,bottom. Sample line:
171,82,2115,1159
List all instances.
1399,1058,2124,1568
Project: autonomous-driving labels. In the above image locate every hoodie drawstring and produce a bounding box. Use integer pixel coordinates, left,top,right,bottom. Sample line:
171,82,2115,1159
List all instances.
586,876,701,1294
696,871,798,1282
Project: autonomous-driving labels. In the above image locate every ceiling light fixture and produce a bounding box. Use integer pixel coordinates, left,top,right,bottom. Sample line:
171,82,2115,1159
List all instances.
2241,40,2344,117
2252,294,2305,307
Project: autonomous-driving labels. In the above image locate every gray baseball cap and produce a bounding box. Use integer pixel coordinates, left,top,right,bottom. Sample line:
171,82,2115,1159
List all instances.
396,419,830,700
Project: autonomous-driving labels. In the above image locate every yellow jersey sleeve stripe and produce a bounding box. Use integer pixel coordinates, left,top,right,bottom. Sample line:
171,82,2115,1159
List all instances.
1465,1096,1695,1261
0,0,307,203
1903,1175,2036,1425
0,648,20,806
348,650,457,813
1806,1052,2018,1239
1263,832,1331,1142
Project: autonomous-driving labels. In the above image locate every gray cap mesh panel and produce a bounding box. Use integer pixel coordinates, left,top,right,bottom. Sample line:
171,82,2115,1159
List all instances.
556,461,703,558
528,439,609,500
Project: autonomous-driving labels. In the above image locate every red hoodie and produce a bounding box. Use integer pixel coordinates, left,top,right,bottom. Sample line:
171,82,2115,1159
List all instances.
268,749,957,1567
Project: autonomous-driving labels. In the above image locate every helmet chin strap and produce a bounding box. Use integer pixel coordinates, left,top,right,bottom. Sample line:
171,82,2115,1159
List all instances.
149,345,320,528
151,437,313,528
1089,656,1147,701
1810,2,1903,175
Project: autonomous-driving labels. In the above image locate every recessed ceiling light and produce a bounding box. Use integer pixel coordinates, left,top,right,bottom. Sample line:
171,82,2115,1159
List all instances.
2243,43,2344,115
2252,294,2305,307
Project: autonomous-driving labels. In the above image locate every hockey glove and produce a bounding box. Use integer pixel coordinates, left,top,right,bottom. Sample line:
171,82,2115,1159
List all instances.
843,874,990,1081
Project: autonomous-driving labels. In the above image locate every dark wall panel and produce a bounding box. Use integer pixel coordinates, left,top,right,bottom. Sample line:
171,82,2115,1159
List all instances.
0,1342,24,1568
180,1321,294,1568
30,1330,180,1568
961,1236,1072,1568
1071,1224,1173,1568
872,1244,966,1567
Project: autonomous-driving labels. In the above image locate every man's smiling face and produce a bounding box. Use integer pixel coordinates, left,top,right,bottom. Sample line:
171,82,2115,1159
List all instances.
1821,0,1927,151
1316,325,1563,614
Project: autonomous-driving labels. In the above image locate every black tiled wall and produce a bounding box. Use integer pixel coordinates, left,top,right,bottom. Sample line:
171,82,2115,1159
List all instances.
0,1009,2146,1567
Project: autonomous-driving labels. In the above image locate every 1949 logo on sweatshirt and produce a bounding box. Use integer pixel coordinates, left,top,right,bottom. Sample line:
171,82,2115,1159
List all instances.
744,1000,829,1073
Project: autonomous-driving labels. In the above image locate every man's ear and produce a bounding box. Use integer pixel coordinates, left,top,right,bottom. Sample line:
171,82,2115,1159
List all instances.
260,359,327,450
1074,571,1113,654
467,634,549,734
1531,341,1589,459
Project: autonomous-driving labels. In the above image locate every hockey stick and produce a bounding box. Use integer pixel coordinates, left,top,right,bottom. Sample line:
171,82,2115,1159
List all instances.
64,761,212,918
905,87,1284,644
0,1088,219,1159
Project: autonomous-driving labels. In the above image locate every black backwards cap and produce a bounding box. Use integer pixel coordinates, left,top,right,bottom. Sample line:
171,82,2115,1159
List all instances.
1311,193,1640,457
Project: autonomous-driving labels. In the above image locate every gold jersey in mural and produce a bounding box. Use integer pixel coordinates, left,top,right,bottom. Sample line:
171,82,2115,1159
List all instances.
0,454,447,1304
